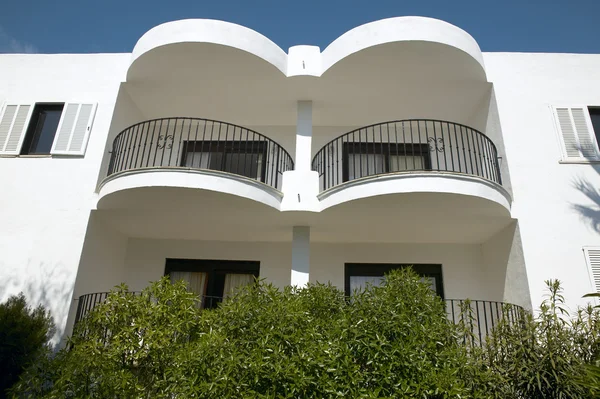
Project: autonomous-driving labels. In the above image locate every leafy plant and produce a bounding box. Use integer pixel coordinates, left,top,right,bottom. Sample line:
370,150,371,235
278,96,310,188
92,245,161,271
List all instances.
477,280,600,398
0,293,54,399
12,269,493,398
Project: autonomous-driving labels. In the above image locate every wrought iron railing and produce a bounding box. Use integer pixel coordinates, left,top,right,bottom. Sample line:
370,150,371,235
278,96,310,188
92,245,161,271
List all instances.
74,292,224,325
445,299,525,346
312,119,502,191
107,118,294,190
74,292,524,347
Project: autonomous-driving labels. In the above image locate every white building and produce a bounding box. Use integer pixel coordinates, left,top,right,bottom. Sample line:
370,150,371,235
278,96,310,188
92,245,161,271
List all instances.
1,16,599,344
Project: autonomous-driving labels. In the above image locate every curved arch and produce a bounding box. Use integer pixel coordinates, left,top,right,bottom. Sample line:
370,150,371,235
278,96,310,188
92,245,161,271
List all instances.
127,17,485,81
127,19,288,81
321,16,486,80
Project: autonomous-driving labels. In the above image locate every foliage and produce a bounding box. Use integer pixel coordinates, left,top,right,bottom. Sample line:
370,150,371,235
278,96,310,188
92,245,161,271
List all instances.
475,280,600,398
12,269,492,398
0,293,54,399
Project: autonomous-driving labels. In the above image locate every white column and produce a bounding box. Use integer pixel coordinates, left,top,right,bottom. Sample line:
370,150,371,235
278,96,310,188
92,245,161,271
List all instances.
295,101,312,171
291,226,310,287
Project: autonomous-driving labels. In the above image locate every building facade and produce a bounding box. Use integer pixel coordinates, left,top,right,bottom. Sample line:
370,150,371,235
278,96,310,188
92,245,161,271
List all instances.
0,17,599,344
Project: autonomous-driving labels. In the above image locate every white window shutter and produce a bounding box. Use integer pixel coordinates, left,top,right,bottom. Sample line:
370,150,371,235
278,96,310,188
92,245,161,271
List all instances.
584,247,600,293
0,104,33,155
554,106,600,160
51,103,97,156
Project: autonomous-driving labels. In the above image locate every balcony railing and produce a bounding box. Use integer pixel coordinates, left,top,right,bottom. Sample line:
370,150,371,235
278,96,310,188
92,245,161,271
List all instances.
74,291,224,325
446,299,524,346
74,292,523,346
107,118,294,190
312,120,502,192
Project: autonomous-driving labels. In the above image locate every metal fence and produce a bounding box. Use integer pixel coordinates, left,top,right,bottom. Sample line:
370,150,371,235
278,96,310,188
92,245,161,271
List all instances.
312,119,502,191
107,117,294,190
75,292,524,347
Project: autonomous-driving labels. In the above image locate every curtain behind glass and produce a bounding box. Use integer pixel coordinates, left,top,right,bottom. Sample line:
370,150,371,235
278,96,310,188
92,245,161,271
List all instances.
223,273,255,299
170,271,208,307
348,154,385,180
349,276,384,294
350,275,437,295
183,151,215,169
390,155,425,171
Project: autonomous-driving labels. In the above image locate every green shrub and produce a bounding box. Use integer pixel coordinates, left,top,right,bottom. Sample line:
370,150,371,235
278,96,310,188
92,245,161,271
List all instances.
0,293,54,398
12,269,492,398
477,280,600,398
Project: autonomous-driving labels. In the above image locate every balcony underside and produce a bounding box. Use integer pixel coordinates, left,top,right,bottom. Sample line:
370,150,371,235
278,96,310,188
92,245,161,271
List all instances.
313,183,512,244
96,181,511,245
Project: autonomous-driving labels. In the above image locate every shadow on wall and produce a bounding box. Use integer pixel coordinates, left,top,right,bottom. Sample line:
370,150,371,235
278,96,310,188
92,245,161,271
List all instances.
571,157,600,234
0,260,74,347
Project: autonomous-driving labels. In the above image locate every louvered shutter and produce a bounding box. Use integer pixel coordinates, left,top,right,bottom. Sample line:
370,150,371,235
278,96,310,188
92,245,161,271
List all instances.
584,247,600,293
554,106,600,160
0,104,33,155
51,103,97,156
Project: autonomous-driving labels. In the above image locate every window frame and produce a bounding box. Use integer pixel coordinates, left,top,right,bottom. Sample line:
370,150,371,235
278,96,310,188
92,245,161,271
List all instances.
0,101,97,157
165,258,260,308
344,263,444,298
552,105,600,162
587,107,600,151
180,140,268,182
20,103,65,156
342,142,432,182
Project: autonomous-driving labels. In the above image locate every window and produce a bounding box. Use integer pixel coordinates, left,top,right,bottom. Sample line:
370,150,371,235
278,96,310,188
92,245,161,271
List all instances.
344,263,444,298
584,247,600,293
553,106,600,161
20,104,64,155
342,142,431,181
165,259,259,308
180,141,267,181
589,108,600,149
0,102,97,156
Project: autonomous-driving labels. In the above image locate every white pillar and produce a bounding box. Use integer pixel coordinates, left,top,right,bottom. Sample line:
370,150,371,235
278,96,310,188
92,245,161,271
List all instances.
295,101,312,171
291,226,310,287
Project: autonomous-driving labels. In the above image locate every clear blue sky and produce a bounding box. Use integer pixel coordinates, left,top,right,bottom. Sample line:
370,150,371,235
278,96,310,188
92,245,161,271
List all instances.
1,0,600,54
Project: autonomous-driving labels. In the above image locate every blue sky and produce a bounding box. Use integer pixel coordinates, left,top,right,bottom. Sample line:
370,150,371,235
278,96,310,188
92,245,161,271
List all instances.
1,0,600,54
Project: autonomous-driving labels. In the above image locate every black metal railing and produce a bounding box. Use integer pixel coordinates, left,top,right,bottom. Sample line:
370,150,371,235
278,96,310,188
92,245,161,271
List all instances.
312,120,502,191
74,292,224,325
107,118,294,190
75,292,524,347
446,299,525,346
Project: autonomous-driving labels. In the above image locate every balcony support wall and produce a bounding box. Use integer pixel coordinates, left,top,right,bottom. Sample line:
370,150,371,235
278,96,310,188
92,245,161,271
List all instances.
295,101,313,171
281,101,320,211
291,226,311,287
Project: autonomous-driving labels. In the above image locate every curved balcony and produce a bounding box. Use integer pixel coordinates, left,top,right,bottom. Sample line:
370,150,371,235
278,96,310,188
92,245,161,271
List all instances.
97,118,294,231
310,120,511,243
74,292,224,325
312,119,501,192
107,117,293,189
74,292,524,347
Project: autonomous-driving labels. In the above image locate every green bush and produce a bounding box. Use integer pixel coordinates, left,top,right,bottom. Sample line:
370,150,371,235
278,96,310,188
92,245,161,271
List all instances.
476,280,600,398
12,269,491,398
0,293,54,398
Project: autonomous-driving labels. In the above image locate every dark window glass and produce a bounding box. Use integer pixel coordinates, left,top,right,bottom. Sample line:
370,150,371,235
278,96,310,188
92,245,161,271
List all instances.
588,107,600,147
180,141,267,182
342,143,431,182
21,104,64,155
165,259,259,308
344,263,444,298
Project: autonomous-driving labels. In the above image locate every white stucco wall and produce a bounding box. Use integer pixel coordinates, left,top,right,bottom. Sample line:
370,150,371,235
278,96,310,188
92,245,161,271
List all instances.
484,53,600,309
312,242,504,302
76,237,511,306
3,18,600,344
0,54,129,343
123,239,292,291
